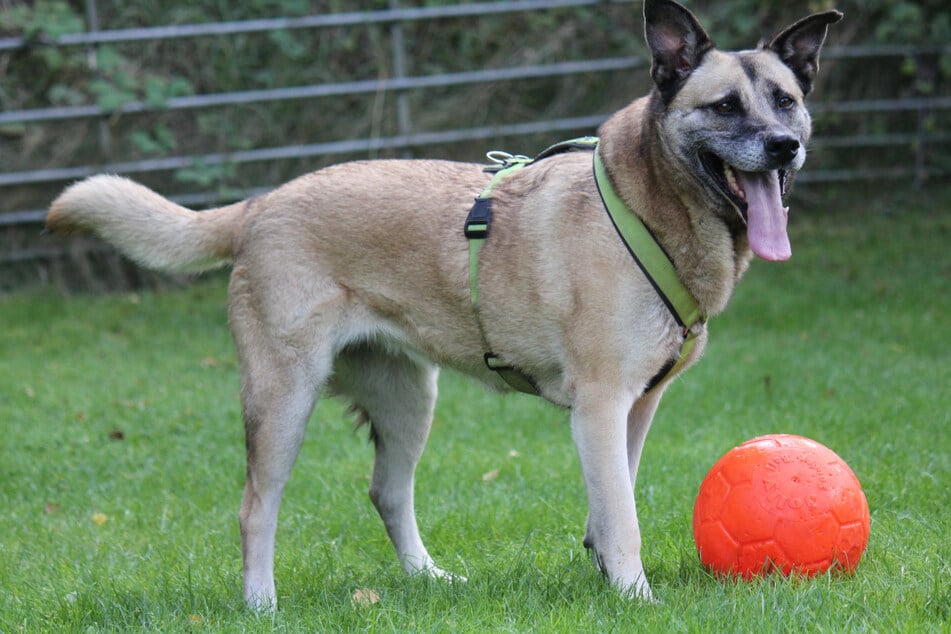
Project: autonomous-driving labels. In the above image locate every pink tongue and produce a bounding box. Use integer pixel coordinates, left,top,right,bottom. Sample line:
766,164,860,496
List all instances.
735,170,791,261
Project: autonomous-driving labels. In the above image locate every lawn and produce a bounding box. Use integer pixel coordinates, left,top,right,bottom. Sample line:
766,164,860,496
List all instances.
1,183,949,631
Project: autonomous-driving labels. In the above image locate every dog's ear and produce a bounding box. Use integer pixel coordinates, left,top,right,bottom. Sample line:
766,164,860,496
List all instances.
644,0,714,102
768,10,844,96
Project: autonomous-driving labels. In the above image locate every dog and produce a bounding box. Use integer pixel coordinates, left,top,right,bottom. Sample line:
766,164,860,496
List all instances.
46,0,842,608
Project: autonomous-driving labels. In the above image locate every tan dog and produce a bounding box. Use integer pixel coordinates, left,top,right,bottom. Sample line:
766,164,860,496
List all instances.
47,0,841,607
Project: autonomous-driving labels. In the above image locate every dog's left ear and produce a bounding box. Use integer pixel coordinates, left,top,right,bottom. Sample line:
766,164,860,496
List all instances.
644,0,715,102
768,10,844,96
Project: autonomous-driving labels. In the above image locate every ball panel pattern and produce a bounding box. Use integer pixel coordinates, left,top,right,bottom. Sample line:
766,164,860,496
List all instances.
693,434,870,579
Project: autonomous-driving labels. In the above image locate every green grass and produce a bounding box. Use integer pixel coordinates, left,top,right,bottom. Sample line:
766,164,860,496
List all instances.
2,184,949,631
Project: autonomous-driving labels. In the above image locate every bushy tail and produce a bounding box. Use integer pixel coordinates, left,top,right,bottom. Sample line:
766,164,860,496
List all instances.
46,175,243,273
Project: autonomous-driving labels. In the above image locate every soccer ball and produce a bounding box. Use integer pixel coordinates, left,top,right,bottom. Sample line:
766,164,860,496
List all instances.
692,434,870,579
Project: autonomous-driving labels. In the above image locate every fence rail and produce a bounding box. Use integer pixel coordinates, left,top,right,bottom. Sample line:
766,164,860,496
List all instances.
0,57,647,127
1,1,949,266
0,0,624,51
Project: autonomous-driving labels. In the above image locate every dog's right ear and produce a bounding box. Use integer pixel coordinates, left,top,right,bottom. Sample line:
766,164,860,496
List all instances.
644,0,714,103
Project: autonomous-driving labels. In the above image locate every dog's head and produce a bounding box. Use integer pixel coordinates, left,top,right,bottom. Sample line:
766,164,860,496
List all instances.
644,0,842,261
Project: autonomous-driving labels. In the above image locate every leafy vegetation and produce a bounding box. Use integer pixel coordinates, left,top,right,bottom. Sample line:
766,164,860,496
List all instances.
1,184,949,630
0,1,948,291
1,1,948,201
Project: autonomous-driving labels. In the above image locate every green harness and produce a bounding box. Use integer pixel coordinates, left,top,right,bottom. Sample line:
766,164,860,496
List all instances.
464,137,706,395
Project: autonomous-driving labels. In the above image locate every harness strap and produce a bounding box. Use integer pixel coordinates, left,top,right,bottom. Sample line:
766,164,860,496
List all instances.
591,147,706,391
464,137,705,395
465,159,537,393
592,150,704,330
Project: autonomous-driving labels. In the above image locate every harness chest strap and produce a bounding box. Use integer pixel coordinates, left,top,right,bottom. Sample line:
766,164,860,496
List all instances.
590,147,706,391
464,138,706,395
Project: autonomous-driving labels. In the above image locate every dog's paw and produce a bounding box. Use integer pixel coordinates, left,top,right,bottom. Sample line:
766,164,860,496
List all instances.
244,591,277,613
413,564,467,585
623,576,656,604
583,537,655,602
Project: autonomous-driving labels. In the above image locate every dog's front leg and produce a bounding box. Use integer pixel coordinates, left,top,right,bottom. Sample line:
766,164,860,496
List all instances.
626,386,664,493
572,386,653,600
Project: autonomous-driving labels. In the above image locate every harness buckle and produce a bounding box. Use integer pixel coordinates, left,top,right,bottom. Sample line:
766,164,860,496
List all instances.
484,353,540,394
464,197,492,239
483,353,507,370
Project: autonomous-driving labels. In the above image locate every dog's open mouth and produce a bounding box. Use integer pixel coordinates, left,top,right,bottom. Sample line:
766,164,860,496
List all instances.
700,152,792,261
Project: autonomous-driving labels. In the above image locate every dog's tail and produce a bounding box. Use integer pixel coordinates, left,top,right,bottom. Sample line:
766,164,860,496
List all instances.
46,175,243,273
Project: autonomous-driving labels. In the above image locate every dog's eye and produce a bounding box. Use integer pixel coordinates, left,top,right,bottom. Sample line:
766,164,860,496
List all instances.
712,99,737,115
776,94,795,110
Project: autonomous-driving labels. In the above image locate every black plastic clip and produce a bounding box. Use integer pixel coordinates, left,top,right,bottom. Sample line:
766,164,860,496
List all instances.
484,353,540,394
464,197,493,239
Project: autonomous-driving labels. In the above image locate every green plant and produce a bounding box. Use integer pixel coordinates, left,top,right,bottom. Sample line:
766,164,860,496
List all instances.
0,1,85,109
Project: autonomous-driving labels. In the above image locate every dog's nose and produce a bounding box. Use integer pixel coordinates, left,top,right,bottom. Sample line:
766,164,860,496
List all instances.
765,136,800,164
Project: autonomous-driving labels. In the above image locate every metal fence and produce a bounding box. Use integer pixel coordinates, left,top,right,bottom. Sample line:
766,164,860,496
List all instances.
1,0,949,266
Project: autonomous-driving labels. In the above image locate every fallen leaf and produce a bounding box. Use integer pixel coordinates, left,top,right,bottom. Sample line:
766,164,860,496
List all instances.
201,356,219,368
92,512,108,526
45,503,60,515
351,588,380,607
482,468,500,482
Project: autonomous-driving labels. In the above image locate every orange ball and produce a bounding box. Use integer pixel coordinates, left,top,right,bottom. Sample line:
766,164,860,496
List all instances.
693,434,870,579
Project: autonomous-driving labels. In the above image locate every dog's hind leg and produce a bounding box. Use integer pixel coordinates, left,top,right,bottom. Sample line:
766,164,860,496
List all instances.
330,343,456,581
236,343,329,610
229,281,339,610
